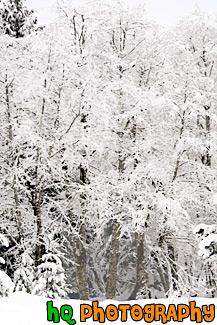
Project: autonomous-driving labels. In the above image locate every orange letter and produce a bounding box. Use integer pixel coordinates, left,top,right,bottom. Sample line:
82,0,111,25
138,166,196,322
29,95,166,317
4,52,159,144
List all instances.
177,304,190,322
190,301,202,323
203,304,215,322
80,304,92,322
166,304,178,322
130,305,143,321
155,305,167,324
118,304,130,322
106,305,118,321
92,301,105,323
144,304,155,323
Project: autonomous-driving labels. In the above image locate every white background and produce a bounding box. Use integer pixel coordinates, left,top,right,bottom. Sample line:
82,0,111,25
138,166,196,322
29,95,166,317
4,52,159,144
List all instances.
26,0,217,26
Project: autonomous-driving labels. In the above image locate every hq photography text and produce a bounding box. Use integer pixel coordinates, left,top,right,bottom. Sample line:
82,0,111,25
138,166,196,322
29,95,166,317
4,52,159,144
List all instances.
47,300,215,324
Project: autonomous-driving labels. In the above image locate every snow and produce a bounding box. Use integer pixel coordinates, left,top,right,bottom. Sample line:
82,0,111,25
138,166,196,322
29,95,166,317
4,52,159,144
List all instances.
0,271,14,293
0,257,5,264
198,233,217,258
193,224,217,258
213,193,217,205
0,234,9,247
193,224,217,238
0,292,216,324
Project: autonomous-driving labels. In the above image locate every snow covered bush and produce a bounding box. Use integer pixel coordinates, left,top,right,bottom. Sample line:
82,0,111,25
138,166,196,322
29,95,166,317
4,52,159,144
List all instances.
194,224,217,258
13,250,35,293
0,234,14,297
32,253,69,298
194,224,217,297
0,270,14,297
32,236,69,298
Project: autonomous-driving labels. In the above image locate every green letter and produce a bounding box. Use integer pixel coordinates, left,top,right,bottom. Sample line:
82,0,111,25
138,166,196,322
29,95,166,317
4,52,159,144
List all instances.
47,301,60,323
61,305,76,325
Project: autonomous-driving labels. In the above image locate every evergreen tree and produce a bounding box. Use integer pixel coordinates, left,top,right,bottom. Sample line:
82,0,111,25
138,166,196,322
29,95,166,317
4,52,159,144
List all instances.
13,250,35,293
1,0,37,37
32,237,70,298
0,234,14,297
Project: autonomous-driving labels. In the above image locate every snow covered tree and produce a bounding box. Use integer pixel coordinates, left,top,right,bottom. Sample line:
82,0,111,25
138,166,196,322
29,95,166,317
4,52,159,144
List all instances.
13,250,35,293
1,0,37,37
32,236,69,298
1,0,217,301
32,253,69,298
0,233,14,297
0,233,9,268
194,224,217,297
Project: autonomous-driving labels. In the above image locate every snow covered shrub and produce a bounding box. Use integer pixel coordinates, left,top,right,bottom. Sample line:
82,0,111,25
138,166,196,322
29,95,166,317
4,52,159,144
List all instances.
0,234,14,296
194,224,217,297
194,224,217,258
32,253,69,298
0,270,14,297
14,250,35,293
32,237,69,298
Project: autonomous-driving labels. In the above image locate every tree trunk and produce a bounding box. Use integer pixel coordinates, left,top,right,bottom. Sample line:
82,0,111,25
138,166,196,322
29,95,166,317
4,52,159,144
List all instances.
159,234,178,295
74,223,89,300
34,204,44,267
201,106,211,166
73,164,89,300
168,241,178,292
106,221,120,299
5,76,23,244
129,232,148,300
135,233,148,299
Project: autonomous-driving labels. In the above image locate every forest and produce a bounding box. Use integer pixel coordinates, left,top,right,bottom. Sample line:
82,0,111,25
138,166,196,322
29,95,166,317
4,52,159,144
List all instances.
0,0,217,301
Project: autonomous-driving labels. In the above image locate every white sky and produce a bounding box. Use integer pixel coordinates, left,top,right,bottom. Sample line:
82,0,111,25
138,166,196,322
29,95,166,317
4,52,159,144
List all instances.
26,0,217,26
